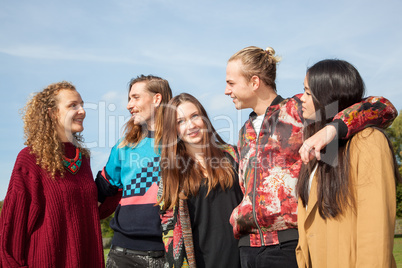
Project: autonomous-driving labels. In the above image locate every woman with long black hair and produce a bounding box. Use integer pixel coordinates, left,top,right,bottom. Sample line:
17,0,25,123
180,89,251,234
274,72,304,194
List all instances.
296,59,400,267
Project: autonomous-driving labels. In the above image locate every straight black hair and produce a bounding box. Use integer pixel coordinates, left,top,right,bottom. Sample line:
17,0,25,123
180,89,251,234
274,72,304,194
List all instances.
297,59,365,219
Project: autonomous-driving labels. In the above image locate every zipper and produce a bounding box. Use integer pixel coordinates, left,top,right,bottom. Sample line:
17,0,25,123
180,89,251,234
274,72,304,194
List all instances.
251,122,265,246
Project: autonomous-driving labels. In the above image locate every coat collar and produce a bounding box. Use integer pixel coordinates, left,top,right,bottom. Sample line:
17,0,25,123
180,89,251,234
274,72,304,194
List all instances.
248,95,284,120
305,173,318,222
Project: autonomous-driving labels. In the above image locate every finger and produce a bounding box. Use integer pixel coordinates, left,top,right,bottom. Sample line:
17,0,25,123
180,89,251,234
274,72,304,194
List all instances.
314,148,321,161
303,152,309,164
305,151,313,164
300,146,309,163
308,151,315,162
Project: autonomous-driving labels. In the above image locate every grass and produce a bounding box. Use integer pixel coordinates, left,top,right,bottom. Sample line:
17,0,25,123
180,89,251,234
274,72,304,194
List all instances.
104,249,110,263
395,236,402,266
103,238,402,265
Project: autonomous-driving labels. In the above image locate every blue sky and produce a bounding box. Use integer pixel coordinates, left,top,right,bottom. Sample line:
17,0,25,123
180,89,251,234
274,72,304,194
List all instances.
1,0,402,200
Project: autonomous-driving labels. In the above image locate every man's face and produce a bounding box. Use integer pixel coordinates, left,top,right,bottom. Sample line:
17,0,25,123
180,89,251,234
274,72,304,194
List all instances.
225,60,255,110
126,81,157,130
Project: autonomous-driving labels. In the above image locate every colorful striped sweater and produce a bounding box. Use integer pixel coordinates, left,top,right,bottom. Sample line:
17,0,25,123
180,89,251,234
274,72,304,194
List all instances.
96,131,164,251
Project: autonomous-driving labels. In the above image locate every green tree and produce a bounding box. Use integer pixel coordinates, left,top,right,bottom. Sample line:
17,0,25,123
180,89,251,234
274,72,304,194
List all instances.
386,110,402,217
386,110,402,162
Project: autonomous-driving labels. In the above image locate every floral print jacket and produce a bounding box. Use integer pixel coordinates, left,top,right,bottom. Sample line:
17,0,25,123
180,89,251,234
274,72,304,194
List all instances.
229,94,397,247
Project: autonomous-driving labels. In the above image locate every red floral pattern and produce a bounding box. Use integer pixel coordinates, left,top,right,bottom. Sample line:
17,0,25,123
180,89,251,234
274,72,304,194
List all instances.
230,95,397,247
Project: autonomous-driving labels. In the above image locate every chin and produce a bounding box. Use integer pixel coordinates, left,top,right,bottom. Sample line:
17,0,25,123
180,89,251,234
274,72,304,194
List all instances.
191,138,205,146
133,120,145,126
235,104,243,110
72,128,84,134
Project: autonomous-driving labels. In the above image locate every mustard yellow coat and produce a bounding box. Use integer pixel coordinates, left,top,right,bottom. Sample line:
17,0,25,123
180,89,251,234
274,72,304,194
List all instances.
296,128,397,268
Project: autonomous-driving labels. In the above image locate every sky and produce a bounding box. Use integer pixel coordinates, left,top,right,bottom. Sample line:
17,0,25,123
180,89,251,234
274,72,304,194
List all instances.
1,0,402,200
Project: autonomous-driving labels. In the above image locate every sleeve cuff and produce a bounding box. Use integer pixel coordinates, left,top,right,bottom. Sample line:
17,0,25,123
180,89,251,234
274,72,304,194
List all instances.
95,170,119,203
327,119,348,139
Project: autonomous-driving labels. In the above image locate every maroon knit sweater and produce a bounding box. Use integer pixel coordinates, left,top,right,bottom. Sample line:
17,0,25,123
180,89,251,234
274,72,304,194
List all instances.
0,143,105,268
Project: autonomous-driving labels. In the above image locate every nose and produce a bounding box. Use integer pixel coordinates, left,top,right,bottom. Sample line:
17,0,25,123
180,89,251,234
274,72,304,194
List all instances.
127,99,133,110
78,105,86,115
300,92,306,103
78,105,86,118
224,85,231,95
187,118,197,130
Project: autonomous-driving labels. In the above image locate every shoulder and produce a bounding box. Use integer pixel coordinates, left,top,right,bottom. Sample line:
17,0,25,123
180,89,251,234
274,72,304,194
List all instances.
274,95,304,124
10,147,43,192
282,94,303,107
349,128,389,148
221,144,238,163
17,146,34,157
110,138,133,154
348,128,392,159
15,147,38,167
113,138,125,149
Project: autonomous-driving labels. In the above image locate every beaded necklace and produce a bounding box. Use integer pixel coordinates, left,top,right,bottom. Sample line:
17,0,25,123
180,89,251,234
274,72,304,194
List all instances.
63,147,82,175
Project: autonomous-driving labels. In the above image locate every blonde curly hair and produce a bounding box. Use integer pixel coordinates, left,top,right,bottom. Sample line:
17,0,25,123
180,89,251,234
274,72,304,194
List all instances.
22,81,89,178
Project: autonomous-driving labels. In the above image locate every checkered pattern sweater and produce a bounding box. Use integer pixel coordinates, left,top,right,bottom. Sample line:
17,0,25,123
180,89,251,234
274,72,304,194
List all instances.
0,143,105,268
96,131,164,251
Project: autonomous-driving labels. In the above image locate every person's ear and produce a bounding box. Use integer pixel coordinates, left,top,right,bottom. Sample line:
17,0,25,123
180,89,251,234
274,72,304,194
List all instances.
250,75,260,90
153,93,162,107
48,108,56,119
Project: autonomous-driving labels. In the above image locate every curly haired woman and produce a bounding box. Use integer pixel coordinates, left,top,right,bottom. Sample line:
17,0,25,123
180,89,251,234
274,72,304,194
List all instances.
0,81,106,267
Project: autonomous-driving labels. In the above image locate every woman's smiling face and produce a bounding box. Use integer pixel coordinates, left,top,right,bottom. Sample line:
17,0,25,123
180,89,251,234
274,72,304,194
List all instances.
176,101,206,147
54,89,86,142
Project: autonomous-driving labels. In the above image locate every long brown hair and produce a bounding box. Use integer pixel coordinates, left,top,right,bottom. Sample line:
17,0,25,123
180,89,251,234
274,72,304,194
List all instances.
159,93,235,210
119,75,172,148
296,59,400,219
22,81,89,178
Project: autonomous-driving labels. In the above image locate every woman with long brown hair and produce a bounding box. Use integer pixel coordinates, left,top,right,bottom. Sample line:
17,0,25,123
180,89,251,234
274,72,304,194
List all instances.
0,81,105,267
296,59,400,267
158,93,242,268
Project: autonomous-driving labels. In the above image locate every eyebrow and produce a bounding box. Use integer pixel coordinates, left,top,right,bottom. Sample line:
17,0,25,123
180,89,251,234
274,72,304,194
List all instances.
67,100,84,104
176,111,198,120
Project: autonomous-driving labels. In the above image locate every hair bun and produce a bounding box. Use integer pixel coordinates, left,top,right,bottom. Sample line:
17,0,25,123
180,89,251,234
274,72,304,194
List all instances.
265,47,275,56
264,47,281,64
